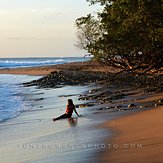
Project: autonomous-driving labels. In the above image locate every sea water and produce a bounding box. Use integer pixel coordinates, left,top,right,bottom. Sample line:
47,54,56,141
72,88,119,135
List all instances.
0,57,89,123
0,74,41,122
0,57,89,68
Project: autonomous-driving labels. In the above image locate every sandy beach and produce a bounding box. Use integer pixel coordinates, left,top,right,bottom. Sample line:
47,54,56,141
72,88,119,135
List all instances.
0,62,163,163
0,78,112,163
0,61,116,76
102,95,163,163
0,66,116,163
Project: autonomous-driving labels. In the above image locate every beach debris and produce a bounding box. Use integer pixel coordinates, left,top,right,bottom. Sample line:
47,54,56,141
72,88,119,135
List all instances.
106,106,110,109
158,99,163,103
128,103,136,108
34,98,44,101
154,103,158,107
115,105,122,109
97,107,106,110
118,108,127,111
139,105,144,109
76,102,97,108
153,99,163,107
79,104,86,108
58,94,79,98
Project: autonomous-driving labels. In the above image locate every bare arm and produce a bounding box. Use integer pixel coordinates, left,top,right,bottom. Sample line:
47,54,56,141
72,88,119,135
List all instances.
73,107,79,117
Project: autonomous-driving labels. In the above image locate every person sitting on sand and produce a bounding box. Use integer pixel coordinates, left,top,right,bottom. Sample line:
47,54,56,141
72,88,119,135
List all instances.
53,99,79,121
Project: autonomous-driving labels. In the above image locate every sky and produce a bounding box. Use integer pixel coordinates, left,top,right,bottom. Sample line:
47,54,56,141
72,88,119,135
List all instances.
0,0,99,58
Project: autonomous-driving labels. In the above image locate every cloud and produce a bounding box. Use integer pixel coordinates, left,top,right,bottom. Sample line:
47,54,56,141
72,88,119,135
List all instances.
28,8,68,16
8,37,37,40
7,36,59,41
0,7,73,17
0,7,75,28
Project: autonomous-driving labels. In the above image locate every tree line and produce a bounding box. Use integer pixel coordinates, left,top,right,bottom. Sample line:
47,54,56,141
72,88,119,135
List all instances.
75,0,163,73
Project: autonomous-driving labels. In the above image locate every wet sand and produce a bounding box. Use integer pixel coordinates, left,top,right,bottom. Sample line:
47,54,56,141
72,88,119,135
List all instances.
0,73,127,163
0,82,113,163
0,63,118,163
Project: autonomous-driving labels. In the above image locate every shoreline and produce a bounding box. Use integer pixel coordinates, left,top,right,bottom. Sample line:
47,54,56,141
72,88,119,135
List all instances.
0,61,118,76
0,77,113,162
0,61,163,162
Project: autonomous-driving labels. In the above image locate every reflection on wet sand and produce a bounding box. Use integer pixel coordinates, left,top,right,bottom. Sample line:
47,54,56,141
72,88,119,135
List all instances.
68,118,78,127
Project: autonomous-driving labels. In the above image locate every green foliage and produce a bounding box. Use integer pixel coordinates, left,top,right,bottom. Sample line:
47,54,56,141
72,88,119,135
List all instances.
86,0,111,5
76,0,163,72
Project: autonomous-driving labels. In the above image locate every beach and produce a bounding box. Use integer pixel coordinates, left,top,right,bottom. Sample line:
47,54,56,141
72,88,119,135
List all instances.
0,61,163,163
102,95,163,163
0,74,112,162
0,61,117,76
0,61,116,163
0,83,110,163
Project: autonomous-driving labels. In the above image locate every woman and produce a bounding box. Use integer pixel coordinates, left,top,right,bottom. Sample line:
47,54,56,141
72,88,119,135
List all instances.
53,99,79,121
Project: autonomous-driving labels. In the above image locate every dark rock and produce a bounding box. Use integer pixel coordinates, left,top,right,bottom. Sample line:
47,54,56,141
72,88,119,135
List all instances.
154,103,158,107
128,104,136,108
22,70,110,88
158,99,163,103
139,105,144,109
115,105,122,109
34,98,44,101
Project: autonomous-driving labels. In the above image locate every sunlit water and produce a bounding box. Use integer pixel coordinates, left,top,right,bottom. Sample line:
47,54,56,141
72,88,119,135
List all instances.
0,74,41,122
0,57,90,122
0,57,90,68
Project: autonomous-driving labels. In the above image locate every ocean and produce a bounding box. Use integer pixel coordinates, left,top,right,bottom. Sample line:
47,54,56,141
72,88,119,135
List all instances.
0,57,89,69
0,57,89,123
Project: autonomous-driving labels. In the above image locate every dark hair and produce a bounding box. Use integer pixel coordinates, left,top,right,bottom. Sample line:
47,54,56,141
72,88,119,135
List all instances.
68,99,73,105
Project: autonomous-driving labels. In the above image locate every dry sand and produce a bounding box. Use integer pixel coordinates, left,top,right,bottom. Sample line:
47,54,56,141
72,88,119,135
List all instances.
0,61,118,76
102,94,163,163
0,66,56,75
